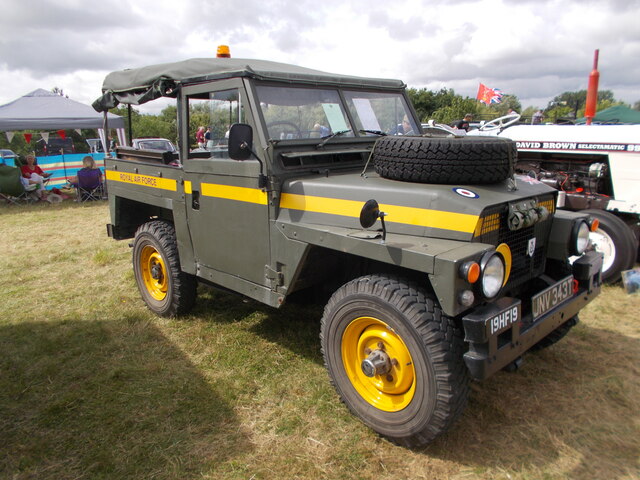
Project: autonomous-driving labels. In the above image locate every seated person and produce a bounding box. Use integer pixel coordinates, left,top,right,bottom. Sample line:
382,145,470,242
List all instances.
69,156,103,187
20,154,50,200
311,123,330,137
390,116,415,135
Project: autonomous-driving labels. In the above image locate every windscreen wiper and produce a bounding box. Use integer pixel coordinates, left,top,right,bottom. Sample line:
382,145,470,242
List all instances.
316,129,352,149
359,129,387,136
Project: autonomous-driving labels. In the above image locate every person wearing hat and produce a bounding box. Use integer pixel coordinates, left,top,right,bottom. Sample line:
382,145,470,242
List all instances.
453,114,473,132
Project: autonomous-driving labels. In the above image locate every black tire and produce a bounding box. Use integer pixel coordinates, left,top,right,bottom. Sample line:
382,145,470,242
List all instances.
582,209,637,283
320,274,469,447
372,136,516,184
132,220,197,317
530,316,578,351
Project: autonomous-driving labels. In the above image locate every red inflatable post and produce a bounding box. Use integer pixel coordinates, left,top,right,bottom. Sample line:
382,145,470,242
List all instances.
584,49,599,125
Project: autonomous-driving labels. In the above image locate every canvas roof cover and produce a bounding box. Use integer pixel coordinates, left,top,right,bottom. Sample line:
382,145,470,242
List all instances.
93,57,406,112
0,88,124,131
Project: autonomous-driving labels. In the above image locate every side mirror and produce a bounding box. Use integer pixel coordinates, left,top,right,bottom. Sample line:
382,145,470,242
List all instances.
359,199,388,243
360,199,381,229
228,123,253,161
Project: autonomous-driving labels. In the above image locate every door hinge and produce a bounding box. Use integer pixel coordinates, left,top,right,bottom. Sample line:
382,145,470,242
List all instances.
264,264,284,287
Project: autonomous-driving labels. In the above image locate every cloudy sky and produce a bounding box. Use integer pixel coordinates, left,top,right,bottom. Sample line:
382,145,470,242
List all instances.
1,0,638,114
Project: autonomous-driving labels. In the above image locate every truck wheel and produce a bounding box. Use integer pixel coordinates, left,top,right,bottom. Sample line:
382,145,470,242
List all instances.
530,316,577,351
132,220,197,317
372,136,515,184
320,274,469,447
582,209,637,283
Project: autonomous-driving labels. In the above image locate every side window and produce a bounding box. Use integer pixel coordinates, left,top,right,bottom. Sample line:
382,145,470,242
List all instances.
188,89,244,158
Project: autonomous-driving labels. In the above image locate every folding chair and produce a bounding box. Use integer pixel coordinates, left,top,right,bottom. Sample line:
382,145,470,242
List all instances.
0,164,40,205
75,168,106,202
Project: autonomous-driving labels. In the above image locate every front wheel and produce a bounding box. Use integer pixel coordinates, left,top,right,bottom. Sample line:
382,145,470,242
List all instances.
320,275,469,447
132,220,197,317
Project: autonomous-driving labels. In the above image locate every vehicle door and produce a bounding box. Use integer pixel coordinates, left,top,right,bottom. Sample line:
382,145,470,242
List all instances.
181,79,270,287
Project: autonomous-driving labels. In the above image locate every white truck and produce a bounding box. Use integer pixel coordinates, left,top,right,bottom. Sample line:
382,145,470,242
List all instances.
468,117,639,282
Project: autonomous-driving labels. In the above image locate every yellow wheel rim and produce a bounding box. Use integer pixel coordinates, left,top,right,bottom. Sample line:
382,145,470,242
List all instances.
342,317,416,412
140,245,168,301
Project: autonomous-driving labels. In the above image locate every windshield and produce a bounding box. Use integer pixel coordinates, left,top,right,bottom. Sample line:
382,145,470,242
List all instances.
255,85,418,140
136,140,176,152
343,90,418,136
256,85,354,140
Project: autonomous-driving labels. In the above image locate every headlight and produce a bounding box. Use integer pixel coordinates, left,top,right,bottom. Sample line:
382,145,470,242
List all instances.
480,252,505,299
572,221,590,255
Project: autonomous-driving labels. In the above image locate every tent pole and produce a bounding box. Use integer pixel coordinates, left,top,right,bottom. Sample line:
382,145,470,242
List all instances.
61,149,67,185
127,104,133,145
103,111,110,157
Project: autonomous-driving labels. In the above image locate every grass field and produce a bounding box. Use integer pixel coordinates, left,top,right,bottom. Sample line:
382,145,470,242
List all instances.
1,201,638,480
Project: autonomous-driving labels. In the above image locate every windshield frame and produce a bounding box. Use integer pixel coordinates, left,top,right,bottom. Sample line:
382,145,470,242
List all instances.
253,82,419,143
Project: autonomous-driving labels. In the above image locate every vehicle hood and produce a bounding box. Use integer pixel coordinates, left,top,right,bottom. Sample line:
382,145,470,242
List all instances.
277,171,555,241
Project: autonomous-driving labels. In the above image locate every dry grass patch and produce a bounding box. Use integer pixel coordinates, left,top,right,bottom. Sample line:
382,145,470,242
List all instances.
1,201,638,480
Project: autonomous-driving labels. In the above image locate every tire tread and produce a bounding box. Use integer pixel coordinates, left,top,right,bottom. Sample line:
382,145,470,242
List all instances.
134,220,197,316
320,274,470,447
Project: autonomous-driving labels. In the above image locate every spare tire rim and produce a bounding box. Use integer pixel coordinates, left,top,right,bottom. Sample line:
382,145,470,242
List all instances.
342,316,416,412
140,245,168,301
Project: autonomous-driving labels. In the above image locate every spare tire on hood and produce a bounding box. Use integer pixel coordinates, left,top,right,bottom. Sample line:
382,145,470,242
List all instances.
372,135,516,184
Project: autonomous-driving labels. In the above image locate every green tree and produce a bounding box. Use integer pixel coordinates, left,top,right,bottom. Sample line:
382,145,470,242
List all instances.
544,90,619,122
492,94,522,116
407,88,459,122
431,97,478,125
109,105,177,144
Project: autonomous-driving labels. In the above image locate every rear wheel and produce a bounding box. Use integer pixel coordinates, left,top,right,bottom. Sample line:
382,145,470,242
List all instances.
320,274,469,447
132,220,197,316
583,209,637,283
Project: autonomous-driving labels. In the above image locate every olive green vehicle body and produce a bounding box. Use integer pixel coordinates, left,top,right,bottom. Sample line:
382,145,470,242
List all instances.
97,58,602,380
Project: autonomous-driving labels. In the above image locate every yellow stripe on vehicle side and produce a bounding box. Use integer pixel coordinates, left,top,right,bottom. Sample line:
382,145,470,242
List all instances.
106,170,177,191
201,183,269,205
184,180,192,194
280,192,479,233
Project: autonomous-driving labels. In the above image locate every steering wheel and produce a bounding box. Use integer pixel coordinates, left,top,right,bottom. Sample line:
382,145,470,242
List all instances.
479,113,521,131
266,121,303,139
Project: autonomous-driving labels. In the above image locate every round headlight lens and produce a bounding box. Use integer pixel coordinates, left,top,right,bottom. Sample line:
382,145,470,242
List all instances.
481,253,505,299
574,221,590,255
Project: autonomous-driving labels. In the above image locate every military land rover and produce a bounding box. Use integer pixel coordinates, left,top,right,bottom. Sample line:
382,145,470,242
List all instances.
93,56,602,447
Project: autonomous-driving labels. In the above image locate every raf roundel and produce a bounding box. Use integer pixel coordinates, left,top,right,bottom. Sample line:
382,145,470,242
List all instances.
453,187,479,199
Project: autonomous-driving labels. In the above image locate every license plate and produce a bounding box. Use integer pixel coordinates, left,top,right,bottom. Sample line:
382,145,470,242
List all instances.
487,302,521,336
531,276,574,319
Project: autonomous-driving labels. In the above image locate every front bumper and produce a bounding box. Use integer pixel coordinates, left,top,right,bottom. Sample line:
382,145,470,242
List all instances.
462,251,602,380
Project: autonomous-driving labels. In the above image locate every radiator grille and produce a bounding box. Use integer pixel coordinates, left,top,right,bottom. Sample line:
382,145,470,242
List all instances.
473,195,555,290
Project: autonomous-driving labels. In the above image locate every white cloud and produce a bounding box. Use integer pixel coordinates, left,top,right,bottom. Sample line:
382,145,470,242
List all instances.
0,0,638,113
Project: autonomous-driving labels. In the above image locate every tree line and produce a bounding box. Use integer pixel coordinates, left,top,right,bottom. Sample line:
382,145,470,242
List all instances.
407,88,635,125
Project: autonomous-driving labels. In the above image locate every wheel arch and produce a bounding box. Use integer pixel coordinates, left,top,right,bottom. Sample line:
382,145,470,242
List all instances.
285,244,434,301
109,195,196,275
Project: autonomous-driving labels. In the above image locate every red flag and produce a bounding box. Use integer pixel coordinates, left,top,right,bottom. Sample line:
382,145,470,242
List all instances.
476,83,503,105
24,133,32,143
57,129,66,139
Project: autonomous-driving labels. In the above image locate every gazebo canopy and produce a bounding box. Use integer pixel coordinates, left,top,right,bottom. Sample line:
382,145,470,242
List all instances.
0,88,124,131
578,105,640,124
